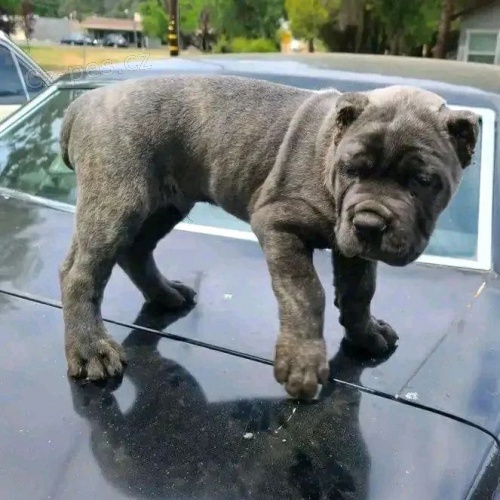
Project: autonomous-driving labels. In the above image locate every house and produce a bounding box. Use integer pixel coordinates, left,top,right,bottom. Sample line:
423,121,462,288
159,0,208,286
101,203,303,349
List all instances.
10,14,162,48
456,0,500,64
80,14,161,48
10,16,79,44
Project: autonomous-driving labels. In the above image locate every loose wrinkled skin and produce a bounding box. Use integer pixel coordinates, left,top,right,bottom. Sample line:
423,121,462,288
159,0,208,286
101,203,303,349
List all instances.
59,76,479,399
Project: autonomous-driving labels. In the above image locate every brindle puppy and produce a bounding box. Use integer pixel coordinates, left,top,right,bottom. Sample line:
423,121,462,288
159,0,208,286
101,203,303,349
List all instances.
59,76,479,399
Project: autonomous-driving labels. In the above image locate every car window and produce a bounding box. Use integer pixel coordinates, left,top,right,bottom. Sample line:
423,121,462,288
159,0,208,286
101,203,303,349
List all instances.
0,86,489,265
0,88,85,204
18,60,48,99
0,44,26,105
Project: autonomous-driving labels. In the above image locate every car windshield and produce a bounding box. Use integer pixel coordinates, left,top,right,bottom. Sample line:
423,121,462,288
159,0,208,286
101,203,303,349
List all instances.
0,85,491,267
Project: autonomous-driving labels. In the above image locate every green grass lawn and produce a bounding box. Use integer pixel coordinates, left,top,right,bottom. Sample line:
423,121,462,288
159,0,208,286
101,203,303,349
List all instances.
21,44,172,72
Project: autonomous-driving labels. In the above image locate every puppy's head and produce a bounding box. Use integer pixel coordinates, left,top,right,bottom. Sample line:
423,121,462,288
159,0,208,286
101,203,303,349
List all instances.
327,85,479,266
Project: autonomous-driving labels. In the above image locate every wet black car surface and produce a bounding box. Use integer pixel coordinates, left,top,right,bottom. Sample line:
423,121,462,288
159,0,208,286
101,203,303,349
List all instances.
1,291,499,500
0,54,499,499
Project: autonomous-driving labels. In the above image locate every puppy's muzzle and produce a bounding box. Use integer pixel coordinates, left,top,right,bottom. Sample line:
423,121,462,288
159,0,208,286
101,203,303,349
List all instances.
352,200,393,241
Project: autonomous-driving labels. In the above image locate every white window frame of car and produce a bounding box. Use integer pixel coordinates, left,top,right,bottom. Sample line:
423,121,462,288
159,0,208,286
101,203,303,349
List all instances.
0,40,28,105
0,87,496,272
0,31,51,117
0,31,50,83
464,29,500,65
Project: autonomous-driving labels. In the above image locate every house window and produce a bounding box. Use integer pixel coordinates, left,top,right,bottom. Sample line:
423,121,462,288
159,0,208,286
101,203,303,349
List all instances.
466,31,499,64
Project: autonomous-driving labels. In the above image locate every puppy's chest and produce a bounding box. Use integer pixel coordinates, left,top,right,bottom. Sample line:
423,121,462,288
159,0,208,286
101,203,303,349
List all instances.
306,216,337,249
307,232,333,250
275,201,337,250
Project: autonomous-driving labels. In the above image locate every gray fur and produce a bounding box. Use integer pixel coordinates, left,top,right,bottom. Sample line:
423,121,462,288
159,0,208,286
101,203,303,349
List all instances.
59,75,479,399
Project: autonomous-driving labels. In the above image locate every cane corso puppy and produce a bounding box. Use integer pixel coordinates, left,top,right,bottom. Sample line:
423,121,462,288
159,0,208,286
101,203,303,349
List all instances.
59,75,479,399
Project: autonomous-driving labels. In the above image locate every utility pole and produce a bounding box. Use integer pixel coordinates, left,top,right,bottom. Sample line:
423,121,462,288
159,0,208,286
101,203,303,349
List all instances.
167,0,179,56
132,1,138,48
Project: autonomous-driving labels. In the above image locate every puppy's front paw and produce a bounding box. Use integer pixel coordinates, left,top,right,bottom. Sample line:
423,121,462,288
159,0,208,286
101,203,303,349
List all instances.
67,336,127,380
274,336,329,400
345,317,399,357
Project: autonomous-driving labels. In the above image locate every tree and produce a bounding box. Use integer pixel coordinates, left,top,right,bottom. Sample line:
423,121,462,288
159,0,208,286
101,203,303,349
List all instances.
138,0,168,41
207,0,239,37
58,0,107,19
227,0,284,39
0,0,19,36
104,0,137,18
198,7,211,51
285,0,339,52
205,0,281,39
179,0,205,33
33,0,61,17
19,0,36,44
370,0,441,55
433,0,454,58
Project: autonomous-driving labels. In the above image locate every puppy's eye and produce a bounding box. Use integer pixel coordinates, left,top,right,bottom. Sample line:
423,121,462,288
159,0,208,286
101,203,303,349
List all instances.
415,175,432,187
343,163,359,176
343,161,371,177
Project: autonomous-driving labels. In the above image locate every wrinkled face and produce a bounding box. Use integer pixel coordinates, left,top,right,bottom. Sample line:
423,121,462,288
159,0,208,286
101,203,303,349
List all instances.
330,86,479,267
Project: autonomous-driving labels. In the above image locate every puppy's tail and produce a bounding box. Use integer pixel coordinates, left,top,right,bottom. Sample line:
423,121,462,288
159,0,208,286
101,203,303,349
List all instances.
59,103,77,170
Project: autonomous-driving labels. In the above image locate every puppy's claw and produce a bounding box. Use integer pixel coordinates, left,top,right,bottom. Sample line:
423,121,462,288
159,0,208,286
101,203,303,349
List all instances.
67,338,126,381
148,287,186,309
274,358,290,384
149,281,197,310
170,280,197,303
376,319,399,344
67,358,84,378
274,336,329,400
87,357,106,380
345,317,399,357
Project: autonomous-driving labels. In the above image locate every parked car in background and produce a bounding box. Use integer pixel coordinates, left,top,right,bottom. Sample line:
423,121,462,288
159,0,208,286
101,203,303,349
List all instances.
60,33,97,46
0,54,499,498
0,30,50,121
102,33,129,48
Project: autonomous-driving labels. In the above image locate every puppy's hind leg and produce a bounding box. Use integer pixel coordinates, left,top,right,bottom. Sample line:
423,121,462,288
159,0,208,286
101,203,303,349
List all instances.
60,188,149,381
117,204,196,310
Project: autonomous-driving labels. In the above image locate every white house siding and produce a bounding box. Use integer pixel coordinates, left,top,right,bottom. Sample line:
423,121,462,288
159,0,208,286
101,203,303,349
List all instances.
457,1,500,63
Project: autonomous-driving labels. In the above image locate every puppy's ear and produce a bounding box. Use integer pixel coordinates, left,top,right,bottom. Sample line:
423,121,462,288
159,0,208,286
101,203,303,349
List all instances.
335,93,370,130
446,109,480,168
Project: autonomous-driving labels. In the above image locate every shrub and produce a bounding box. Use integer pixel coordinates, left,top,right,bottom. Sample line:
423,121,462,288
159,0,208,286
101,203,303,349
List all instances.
248,38,278,53
213,34,231,53
231,37,278,53
214,36,278,54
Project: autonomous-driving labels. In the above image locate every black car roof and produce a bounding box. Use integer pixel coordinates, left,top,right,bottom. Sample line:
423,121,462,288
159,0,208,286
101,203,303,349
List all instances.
0,288,498,499
0,191,499,497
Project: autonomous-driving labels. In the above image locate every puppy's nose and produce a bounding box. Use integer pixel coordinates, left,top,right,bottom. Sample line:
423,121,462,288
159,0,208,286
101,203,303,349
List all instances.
353,211,388,236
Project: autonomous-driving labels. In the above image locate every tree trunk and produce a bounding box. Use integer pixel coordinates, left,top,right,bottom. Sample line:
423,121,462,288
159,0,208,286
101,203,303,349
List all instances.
389,34,399,55
434,0,454,59
378,26,388,54
308,38,315,53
